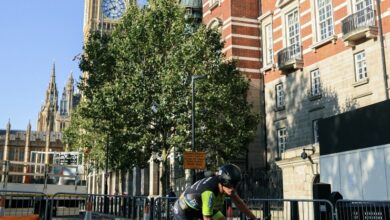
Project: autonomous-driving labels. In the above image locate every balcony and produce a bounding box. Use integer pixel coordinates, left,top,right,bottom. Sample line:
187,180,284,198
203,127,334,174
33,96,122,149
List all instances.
342,8,378,47
277,44,303,72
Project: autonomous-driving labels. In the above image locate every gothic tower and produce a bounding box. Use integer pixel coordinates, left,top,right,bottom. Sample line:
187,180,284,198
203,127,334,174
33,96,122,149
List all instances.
37,63,58,132
56,73,80,132
83,0,135,42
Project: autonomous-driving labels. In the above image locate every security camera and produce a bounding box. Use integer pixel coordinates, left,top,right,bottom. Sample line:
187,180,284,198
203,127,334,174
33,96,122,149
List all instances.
301,151,308,160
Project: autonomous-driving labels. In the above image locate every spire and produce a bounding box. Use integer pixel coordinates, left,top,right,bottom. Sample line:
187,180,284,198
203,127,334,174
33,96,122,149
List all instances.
27,121,31,130
6,119,11,131
37,63,59,132
51,62,55,77
66,71,74,89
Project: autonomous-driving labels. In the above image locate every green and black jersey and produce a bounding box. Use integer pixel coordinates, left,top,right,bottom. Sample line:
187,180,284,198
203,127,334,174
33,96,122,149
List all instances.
182,176,225,216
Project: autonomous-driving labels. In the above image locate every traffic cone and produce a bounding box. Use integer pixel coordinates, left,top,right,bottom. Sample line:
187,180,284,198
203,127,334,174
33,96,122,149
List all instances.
84,200,92,220
0,197,5,216
226,206,233,220
143,204,150,220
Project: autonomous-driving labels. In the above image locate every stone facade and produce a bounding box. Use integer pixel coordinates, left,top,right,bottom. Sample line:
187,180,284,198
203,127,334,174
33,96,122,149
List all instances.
1,65,79,166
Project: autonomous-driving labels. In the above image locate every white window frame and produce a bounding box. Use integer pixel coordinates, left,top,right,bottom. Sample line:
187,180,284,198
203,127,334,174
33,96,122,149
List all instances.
209,0,219,8
316,0,334,41
313,120,320,143
310,69,321,96
277,128,287,158
354,0,373,12
286,9,301,55
276,83,285,108
354,0,374,26
354,51,367,81
264,23,274,65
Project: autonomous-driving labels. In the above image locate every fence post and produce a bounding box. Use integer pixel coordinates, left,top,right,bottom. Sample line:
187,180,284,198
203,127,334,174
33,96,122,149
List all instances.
132,197,137,219
149,197,154,220
263,200,270,220
290,201,299,220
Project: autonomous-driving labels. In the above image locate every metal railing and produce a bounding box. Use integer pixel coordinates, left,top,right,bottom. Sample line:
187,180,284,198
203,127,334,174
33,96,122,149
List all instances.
342,8,376,36
277,44,302,69
0,190,48,219
153,197,177,220
0,189,390,220
0,160,86,194
49,192,150,220
244,198,335,220
336,200,390,220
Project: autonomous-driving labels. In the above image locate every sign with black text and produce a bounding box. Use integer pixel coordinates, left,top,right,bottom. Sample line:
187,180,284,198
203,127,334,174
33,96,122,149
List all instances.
183,151,206,169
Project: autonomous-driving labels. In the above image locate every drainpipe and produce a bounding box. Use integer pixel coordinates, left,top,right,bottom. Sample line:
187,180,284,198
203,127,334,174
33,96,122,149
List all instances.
376,0,389,100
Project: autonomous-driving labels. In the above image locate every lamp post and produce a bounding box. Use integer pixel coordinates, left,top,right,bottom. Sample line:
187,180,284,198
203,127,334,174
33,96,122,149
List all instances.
191,75,206,183
104,133,109,213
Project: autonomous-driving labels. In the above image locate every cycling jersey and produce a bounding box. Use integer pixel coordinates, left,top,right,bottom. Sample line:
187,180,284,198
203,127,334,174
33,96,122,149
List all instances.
173,176,225,220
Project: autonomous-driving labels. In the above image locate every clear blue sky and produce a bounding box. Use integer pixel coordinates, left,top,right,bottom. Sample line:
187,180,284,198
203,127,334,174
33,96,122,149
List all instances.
0,0,147,130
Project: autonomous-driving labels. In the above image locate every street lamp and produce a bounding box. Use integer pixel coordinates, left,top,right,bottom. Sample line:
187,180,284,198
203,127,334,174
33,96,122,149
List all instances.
191,75,206,183
104,133,109,213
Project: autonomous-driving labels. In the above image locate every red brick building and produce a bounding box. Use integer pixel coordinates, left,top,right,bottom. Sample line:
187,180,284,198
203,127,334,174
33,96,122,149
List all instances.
204,0,390,199
259,0,390,199
202,0,267,176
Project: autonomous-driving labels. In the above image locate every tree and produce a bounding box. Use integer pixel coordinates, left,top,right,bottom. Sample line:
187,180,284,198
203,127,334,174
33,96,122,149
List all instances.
65,0,258,195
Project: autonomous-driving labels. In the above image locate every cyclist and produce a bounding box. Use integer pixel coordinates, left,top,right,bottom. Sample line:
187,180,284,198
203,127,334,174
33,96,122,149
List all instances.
173,164,258,220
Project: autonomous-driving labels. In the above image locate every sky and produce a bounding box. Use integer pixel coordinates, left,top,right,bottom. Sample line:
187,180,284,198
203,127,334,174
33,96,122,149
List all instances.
0,0,147,131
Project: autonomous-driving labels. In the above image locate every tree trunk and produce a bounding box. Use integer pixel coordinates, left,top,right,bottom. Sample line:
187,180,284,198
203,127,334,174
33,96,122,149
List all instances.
160,147,168,196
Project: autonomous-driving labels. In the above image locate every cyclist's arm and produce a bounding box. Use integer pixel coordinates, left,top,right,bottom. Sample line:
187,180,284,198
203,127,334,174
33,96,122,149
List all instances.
201,191,226,220
230,192,257,219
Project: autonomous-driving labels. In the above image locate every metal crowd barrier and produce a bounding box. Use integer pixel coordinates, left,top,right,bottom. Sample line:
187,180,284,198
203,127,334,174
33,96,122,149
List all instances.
336,200,390,220
243,198,335,220
49,192,150,220
0,190,47,220
153,197,177,220
1,189,390,220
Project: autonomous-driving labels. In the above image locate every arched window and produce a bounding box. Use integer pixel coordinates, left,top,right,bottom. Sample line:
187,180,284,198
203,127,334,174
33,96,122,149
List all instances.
206,17,223,33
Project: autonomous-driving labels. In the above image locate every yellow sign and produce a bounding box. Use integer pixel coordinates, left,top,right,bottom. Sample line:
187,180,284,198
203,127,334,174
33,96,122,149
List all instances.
183,151,206,169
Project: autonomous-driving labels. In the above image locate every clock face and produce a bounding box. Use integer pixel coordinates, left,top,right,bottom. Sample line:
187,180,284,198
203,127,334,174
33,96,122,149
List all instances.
103,0,126,20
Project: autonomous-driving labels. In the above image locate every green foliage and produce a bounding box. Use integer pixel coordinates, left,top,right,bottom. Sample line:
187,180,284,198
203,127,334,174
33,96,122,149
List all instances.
65,0,258,189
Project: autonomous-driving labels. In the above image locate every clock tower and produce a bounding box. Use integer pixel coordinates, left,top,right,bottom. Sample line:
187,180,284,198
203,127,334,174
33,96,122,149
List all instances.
83,0,134,42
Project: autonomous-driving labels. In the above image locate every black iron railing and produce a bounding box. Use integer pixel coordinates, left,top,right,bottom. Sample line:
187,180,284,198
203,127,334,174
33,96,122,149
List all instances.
342,8,376,35
277,44,302,68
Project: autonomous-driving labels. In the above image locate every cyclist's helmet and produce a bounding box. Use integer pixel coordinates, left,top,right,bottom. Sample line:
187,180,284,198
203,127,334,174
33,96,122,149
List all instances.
217,164,242,188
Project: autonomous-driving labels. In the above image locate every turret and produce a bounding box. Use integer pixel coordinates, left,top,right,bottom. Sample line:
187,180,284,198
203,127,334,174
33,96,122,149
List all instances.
37,63,59,132
4,120,11,160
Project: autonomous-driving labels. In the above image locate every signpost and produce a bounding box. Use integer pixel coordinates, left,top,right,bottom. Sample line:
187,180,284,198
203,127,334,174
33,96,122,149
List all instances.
183,151,206,169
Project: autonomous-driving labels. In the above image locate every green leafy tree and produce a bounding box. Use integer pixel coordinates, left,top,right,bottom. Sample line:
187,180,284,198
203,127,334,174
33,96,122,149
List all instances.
65,0,258,195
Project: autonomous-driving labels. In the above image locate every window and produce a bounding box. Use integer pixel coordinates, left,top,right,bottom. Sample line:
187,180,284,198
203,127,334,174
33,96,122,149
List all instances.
277,128,287,158
265,24,274,65
354,51,367,81
355,0,374,25
19,151,24,161
313,120,320,143
286,9,301,55
355,0,373,12
8,149,14,161
317,0,334,40
276,83,285,108
310,69,321,96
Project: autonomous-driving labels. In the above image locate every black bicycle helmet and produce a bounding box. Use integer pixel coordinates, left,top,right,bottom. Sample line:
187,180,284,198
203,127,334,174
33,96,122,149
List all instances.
217,164,242,188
